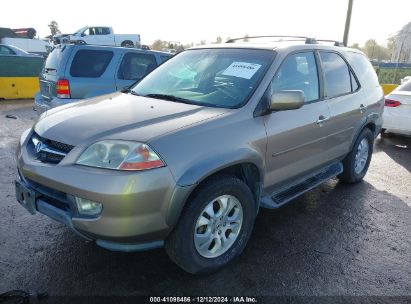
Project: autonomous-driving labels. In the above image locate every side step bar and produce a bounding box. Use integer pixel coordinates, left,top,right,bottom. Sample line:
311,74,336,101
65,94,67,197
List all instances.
260,162,343,209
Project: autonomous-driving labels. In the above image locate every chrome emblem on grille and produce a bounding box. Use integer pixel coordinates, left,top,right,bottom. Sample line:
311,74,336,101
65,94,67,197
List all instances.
35,141,46,154
32,136,67,158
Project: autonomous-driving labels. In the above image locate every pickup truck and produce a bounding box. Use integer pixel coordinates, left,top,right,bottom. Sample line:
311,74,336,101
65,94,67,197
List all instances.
53,26,141,48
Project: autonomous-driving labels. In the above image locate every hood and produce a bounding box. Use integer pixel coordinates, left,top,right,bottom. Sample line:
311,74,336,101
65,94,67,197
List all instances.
34,92,227,146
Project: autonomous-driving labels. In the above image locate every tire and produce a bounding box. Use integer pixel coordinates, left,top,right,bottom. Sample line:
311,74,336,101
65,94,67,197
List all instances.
338,128,374,184
121,41,134,48
165,175,257,274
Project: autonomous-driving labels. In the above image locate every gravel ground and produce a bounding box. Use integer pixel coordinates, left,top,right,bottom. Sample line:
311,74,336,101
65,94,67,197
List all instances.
0,100,410,300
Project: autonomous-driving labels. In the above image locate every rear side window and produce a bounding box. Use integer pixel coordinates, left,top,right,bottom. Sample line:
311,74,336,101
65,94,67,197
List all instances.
319,52,353,98
70,50,113,78
160,55,172,63
344,52,379,88
271,52,319,102
117,52,157,80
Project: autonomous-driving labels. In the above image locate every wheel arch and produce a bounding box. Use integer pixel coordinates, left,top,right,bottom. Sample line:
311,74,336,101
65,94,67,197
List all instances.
166,150,264,227
349,120,377,151
121,40,134,47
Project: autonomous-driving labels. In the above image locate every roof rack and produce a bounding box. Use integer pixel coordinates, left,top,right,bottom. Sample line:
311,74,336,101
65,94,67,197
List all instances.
226,35,316,44
225,36,345,46
316,39,345,46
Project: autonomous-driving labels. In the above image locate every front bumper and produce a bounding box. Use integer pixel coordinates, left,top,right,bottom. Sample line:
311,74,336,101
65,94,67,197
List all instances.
34,92,80,114
16,131,193,251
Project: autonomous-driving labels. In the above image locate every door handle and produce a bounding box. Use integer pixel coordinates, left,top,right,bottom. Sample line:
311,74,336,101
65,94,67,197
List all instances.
316,115,330,125
359,104,366,113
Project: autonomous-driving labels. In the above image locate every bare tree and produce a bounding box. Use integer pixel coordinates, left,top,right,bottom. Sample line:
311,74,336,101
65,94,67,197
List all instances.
48,21,61,36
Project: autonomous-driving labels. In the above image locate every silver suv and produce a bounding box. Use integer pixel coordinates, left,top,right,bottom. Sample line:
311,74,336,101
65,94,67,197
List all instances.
34,44,172,113
15,36,384,274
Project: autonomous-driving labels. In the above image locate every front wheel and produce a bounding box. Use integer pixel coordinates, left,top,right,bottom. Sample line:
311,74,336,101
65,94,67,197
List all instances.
338,128,374,183
165,175,256,274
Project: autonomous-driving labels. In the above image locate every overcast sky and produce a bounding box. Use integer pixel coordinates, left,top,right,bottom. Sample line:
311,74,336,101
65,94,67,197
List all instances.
2,0,410,46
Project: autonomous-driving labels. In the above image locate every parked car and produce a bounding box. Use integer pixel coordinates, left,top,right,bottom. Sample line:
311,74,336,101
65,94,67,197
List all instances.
382,79,411,136
53,26,140,48
34,44,172,113
401,76,411,84
0,44,43,57
16,37,383,274
0,27,50,55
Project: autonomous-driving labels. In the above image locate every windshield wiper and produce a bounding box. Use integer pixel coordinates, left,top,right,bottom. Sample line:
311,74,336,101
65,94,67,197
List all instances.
121,88,141,96
144,93,195,105
44,68,57,73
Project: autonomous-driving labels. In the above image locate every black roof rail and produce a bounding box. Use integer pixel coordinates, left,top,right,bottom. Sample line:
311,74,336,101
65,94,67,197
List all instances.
225,36,345,46
226,35,317,44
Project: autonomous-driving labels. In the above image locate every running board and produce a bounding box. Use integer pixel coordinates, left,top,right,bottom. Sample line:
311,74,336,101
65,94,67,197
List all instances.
260,162,343,209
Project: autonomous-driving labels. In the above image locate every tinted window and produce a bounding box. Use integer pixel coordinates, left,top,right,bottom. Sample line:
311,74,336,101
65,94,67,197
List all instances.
95,27,109,35
344,52,379,88
70,50,113,78
43,47,65,75
0,46,15,55
320,52,351,98
117,52,157,80
102,27,111,35
160,55,172,63
271,52,319,102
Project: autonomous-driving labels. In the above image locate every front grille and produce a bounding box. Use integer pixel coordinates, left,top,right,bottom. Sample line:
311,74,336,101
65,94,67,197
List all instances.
41,137,74,153
30,132,74,164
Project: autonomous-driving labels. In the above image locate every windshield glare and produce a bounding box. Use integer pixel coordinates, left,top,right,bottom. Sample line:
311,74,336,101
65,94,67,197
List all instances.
132,48,275,108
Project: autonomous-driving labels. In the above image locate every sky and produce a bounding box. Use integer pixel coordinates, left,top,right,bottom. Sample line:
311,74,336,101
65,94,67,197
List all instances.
2,0,410,46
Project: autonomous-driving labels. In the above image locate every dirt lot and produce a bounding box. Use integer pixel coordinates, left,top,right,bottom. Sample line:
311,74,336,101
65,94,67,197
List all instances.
0,100,410,299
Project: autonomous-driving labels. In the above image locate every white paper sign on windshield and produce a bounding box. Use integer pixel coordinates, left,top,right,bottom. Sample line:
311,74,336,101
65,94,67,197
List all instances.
222,62,262,79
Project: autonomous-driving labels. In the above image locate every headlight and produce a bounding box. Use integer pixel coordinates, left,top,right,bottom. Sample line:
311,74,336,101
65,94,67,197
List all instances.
76,140,165,171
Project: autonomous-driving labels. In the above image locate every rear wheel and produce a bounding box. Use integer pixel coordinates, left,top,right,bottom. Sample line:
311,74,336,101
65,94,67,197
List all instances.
339,128,374,183
121,41,134,48
165,175,256,274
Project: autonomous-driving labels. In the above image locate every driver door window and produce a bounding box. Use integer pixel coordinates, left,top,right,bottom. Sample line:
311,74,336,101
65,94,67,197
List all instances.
271,52,319,102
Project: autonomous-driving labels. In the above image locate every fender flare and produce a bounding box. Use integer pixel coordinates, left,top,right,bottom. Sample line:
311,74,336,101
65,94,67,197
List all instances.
166,148,264,226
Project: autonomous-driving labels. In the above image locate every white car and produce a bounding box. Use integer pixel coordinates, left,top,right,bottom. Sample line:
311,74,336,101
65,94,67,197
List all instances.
382,80,411,136
401,76,411,84
0,44,43,57
0,37,50,55
53,26,140,48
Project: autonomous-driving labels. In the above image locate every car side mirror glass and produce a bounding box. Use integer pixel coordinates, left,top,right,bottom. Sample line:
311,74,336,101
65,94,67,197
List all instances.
270,90,305,111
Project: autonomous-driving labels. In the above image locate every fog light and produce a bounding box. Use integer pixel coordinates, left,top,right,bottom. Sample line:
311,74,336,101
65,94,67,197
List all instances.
74,197,102,216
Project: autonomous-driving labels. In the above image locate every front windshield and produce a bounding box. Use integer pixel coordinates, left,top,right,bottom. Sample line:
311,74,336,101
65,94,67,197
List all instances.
132,48,275,108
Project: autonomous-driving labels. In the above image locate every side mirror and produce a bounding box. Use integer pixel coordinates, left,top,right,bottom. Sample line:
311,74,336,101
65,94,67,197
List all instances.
270,90,305,111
